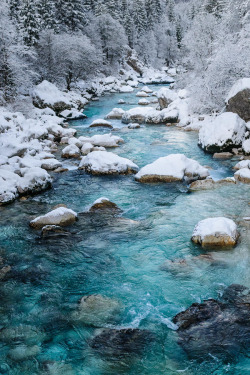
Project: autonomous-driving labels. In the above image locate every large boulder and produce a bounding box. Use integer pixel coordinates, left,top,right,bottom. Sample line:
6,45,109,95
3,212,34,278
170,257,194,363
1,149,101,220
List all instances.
89,134,124,148
157,87,178,109
30,207,77,229
226,78,250,122
198,113,246,153
173,284,250,361
89,197,121,213
32,80,87,115
135,154,209,183
18,167,52,195
191,217,238,248
89,119,113,128
234,168,250,183
79,151,139,175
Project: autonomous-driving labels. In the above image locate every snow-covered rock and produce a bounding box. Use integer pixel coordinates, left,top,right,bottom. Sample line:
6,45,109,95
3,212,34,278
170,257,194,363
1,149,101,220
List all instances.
234,168,250,183
141,86,153,93
122,107,155,124
30,207,77,229
79,151,139,175
119,85,134,93
81,142,94,155
157,87,178,110
118,99,125,104
242,138,250,155
233,160,250,170
105,108,125,119
136,91,150,97
122,106,180,125
89,134,124,148
41,158,62,171
89,197,121,212
128,123,140,129
0,170,21,205
226,78,250,122
68,137,83,148
135,154,209,183
60,109,86,120
138,98,150,106
89,119,113,128
32,80,87,114
18,167,52,195
198,113,246,153
192,217,239,248
61,144,81,158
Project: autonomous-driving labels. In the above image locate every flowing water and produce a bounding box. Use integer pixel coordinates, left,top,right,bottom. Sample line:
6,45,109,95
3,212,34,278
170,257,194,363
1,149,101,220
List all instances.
0,86,249,374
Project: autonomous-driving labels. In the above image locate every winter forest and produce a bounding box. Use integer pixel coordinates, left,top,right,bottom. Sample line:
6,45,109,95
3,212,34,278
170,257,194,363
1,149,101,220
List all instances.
1,0,249,111
0,0,250,374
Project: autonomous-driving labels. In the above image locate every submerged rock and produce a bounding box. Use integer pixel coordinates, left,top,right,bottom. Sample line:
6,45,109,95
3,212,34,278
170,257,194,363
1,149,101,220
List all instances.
213,152,233,159
30,207,77,229
90,328,153,357
72,294,121,327
89,197,121,213
189,179,215,191
135,154,209,183
226,78,250,122
41,225,70,237
173,284,250,361
8,345,40,361
191,217,238,248
79,151,139,175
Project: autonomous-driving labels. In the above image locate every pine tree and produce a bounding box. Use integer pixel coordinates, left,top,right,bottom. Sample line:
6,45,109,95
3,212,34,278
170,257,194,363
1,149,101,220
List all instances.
19,0,40,46
55,0,86,32
176,17,183,49
134,0,147,37
205,0,225,17
168,0,175,23
9,0,21,22
94,0,108,17
37,0,56,30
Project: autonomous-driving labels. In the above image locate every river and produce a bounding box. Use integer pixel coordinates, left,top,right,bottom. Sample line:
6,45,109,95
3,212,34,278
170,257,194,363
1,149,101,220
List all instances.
0,85,249,374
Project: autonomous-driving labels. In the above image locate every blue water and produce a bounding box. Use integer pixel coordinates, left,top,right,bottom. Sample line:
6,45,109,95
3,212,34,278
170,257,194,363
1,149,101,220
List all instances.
0,86,249,374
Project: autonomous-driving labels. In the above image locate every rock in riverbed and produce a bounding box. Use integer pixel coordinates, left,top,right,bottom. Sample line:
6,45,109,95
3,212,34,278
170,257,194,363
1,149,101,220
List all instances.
89,197,121,213
79,151,139,175
30,207,77,229
191,217,238,248
226,78,250,122
135,154,209,183
90,328,153,357
72,294,121,327
173,284,250,361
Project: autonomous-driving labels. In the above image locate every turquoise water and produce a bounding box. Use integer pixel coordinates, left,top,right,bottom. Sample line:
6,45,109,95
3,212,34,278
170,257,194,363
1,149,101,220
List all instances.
0,86,249,374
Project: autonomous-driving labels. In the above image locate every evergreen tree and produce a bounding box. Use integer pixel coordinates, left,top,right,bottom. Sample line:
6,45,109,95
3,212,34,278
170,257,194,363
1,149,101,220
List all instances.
133,0,147,37
37,0,56,30
19,0,40,46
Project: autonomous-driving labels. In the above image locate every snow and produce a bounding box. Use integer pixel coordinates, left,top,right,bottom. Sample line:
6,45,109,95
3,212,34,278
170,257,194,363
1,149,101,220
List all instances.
136,91,150,97
81,142,94,155
242,138,250,154
234,168,250,182
157,87,178,109
226,78,250,103
79,151,139,175
192,217,238,241
119,85,134,93
30,207,77,228
32,80,88,112
138,98,150,105
233,160,250,170
89,119,113,128
61,144,80,158
92,197,110,205
60,109,86,120
198,113,246,152
105,108,125,119
41,158,62,170
135,154,209,182
89,134,124,148
18,167,52,195
141,86,153,93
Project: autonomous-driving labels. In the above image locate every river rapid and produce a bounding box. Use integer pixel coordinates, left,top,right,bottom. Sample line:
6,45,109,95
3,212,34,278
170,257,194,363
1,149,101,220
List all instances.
0,85,249,374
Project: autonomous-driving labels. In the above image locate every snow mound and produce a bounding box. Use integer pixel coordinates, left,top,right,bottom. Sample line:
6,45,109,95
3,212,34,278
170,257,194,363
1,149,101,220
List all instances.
192,217,238,248
105,108,125,119
198,113,246,153
89,119,113,128
136,91,150,97
234,168,250,183
32,80,87,114
135,154,209,183
79,151,139,175
30,207,77,229
138,98,150,105
141,86,153,93
18,167,52,195
89,134,124,148
157,87,178,109
119,85,134,93
61,144,81,158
